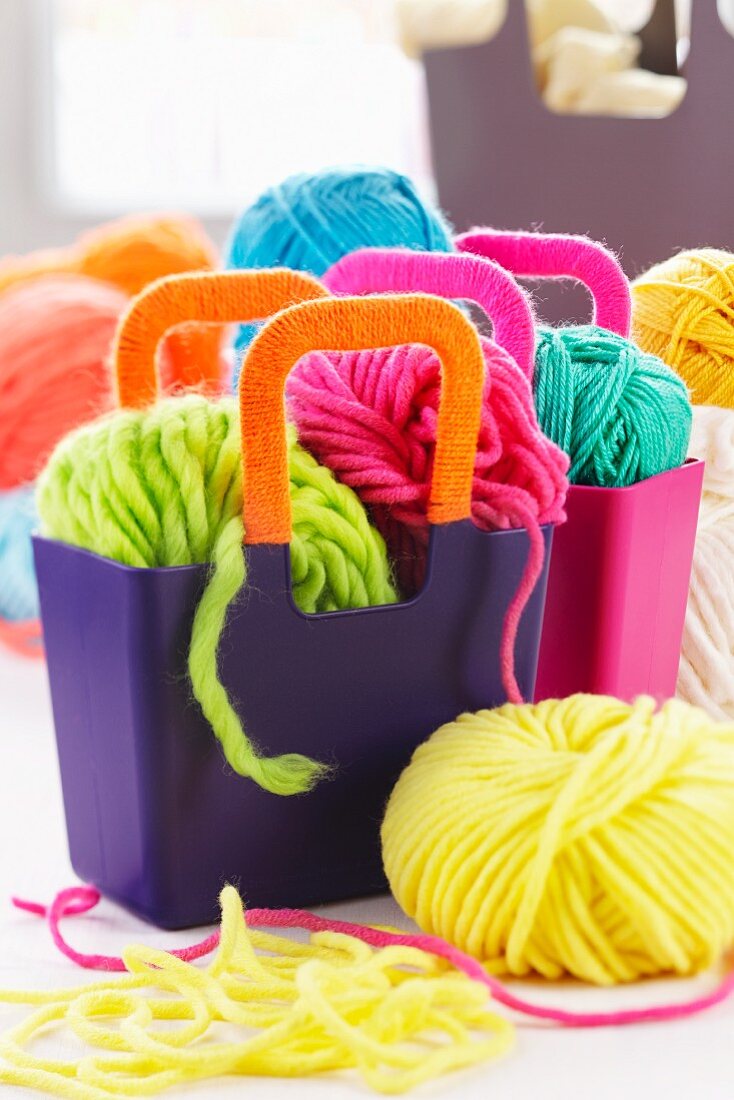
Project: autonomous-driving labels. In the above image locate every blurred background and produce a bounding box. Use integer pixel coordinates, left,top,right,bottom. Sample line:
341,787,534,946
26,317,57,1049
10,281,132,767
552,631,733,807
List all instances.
0,0,708,255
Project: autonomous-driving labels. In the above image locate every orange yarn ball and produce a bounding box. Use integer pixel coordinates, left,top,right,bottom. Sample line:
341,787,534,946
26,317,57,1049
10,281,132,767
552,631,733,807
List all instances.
0,214,224,397
73,213,217,295
0,213,216,296
0,275,126,489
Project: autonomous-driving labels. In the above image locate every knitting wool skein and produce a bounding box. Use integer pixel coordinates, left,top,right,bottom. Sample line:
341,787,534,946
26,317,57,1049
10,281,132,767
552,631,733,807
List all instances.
227,167,452,277
0,267,232,492
225,167,453,366
71,213,217,295
287,338,569,596
0,214,224,396
632,248,734,408
0,212,217,297
0,275,128,490
0,273,170,651
0,271,221,658
534,324,692,486
382,693,734,985
678,405,734,719
37,395,397,796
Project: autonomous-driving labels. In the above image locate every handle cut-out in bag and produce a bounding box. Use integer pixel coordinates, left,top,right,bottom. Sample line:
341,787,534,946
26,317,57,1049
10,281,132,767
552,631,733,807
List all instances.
62,269,335,798
456,229,631,336
33,271,553,924
318,246,562,702
114,281,488,792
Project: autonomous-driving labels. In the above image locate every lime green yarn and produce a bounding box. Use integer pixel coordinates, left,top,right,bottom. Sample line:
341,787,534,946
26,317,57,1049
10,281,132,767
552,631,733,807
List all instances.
534,325,692,488
37,394,397,796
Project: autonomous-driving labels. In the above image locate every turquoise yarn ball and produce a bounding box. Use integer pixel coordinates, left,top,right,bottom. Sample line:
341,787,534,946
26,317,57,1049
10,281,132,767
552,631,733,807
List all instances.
534,325,692,488
225,166,453,378
0,485,38,621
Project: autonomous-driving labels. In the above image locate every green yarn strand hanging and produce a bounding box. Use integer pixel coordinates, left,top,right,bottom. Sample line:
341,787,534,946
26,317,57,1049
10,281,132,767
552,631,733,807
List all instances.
37,395,397,796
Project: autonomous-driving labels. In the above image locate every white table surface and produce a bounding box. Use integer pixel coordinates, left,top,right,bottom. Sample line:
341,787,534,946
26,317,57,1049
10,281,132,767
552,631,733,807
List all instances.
0,649,732,1099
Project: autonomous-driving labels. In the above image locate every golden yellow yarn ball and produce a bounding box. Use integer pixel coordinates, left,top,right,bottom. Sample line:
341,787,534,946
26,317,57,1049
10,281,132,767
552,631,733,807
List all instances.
632,248,734,408
381,694,734,986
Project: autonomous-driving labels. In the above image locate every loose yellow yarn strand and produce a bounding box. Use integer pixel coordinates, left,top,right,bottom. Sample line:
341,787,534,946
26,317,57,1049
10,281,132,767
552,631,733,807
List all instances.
0,886,513,1097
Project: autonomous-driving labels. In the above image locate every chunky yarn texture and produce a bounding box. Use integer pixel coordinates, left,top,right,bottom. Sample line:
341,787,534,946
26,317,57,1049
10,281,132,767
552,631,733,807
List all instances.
382,694,734,985
632,248,734,408
37,395,396,795
225,167,453,365
226,167,452,277
0,885,513,1097
534,324,692,486
12,881,734,1043
288,339,568,595
678,405,734,719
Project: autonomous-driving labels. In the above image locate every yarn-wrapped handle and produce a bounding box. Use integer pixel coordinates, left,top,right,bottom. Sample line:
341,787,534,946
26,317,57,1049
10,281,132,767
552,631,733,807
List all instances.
323,248,536,381
113,270,329,409
456,230,631,338
240,295,485,545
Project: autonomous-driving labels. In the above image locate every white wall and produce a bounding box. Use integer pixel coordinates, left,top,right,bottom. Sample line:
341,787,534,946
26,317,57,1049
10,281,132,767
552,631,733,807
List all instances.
0,0,230,254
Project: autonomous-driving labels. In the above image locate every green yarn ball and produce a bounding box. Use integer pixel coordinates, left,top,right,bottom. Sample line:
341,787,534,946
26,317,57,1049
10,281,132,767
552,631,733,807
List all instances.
37,394,397,795
534,325,692,488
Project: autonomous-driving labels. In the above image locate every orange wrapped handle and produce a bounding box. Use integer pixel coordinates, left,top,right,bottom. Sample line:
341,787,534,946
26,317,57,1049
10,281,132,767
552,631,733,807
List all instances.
240,295,485,545
113,270,328,408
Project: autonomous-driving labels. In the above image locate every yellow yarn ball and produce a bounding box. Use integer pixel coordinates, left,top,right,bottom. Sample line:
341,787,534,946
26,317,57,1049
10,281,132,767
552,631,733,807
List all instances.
631,248,734,408
381,694,734,986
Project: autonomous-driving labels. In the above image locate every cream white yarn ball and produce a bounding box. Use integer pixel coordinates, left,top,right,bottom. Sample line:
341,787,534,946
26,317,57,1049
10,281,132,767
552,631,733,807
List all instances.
678,405,734,719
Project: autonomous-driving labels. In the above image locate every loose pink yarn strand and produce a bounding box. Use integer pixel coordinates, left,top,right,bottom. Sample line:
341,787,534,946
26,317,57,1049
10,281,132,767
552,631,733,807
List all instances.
498,503,546,704
290,250,569,704
11,887,734,1028
322,247,551,705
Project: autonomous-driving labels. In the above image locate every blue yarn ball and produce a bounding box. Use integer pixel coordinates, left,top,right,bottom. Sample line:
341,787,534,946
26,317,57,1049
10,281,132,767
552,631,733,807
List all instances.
224,166,454,384
0,485,39,621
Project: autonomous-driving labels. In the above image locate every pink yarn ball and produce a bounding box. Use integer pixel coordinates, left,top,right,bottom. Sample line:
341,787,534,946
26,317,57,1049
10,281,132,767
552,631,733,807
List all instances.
287,336,569,595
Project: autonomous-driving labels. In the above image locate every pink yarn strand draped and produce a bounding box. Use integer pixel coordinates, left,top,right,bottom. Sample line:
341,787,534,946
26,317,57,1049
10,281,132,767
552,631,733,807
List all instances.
287,338,568,704
12,886,734,1029
290,247,568,703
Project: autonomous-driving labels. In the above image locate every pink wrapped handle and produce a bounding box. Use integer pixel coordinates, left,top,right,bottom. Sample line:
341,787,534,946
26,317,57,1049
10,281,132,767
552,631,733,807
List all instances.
456,230,631,338
324,247,536,381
